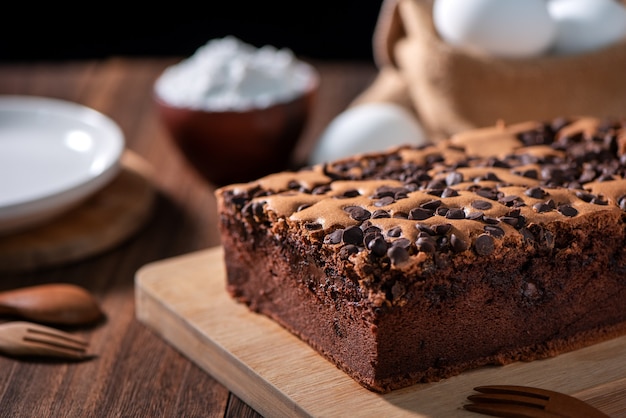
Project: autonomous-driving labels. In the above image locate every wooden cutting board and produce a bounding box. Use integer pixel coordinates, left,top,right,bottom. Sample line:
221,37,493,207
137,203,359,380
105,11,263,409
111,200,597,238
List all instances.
135,246,626,418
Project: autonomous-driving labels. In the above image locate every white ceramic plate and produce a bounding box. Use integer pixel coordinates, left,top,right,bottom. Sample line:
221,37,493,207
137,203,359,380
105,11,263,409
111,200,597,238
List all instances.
0,96,125,235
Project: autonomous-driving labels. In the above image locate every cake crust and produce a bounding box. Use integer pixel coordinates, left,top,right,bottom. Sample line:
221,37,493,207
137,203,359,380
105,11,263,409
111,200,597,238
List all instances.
216,116,626,393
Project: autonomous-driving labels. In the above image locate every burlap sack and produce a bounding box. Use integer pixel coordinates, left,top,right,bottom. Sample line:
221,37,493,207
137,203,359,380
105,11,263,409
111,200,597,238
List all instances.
353,0,626,141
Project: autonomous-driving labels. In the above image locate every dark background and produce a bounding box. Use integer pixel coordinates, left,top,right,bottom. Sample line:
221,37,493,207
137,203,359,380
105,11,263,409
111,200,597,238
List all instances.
0,2,384,62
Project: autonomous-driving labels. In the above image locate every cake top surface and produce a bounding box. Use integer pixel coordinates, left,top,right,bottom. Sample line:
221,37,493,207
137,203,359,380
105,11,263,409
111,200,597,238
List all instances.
217,116,626,268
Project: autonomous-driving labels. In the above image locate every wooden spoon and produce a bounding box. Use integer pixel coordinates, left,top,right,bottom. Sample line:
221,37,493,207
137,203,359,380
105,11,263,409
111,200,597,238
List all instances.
0,284,104,326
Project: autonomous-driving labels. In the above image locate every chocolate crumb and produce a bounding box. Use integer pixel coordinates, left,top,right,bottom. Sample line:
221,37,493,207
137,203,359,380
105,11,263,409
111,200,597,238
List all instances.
339,244,359,259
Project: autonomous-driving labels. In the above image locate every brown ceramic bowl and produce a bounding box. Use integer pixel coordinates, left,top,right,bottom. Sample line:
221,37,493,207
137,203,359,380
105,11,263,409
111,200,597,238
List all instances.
154,73,318,187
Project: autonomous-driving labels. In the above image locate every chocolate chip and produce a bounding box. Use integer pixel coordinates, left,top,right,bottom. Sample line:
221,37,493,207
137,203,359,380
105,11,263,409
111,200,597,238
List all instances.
474,234,495,256
436,207,449,216
433,223,452,235
373,186,396,198
242,201,266,218
416,224,436,235
296,203,311,212
472,200,492,210
392,237,412,249
619,195,626,211
576,191,594,202
324,229,343,245
482,216,500,225
482,172,501,182
426,179,447,190
445,208,466,219
344,206,371,221
487,157,510,168
420,199,442,210
533,200,556,213
387,226,402,237
484,225,505,238
368,236,388,257
287,180,301,190
394,190,409,200
499,195,521,207
499,216,519,227
525,187,547,199
393,211,409,219
450,233,468,252
591,196,608,205
342,226,364,245
388,246,409,265
305,222,323,230
579,168,597,183
441,187,459,198
341,189,360,198
557,204,578,217
312,184,331,195
408,207,434,220
466,211,484,221
363,232,379,248
371,209,390,218
521,169,538,179
362,224,380,234
416,236,436,253
520,227,534,243
446,171,463,186
426,153,444,164
475,187,499,200
374,196,395,207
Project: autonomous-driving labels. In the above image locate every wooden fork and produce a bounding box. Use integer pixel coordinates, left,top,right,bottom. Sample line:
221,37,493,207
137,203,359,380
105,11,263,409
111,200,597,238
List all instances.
0,321,93,360
464,385,609,418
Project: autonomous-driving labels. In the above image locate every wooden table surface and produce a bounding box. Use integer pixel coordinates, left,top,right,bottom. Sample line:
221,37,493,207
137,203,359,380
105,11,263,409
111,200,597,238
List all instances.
0,57,377,417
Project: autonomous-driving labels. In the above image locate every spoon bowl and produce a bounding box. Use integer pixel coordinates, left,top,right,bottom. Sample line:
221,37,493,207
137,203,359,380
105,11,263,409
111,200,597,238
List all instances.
0,283,104,326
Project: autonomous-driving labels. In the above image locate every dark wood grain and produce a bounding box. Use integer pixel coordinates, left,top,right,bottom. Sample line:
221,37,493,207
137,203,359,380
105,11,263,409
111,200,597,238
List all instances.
0,57,377,417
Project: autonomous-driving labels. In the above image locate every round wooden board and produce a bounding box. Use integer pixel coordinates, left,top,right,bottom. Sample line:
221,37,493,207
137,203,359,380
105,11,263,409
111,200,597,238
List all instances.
0,151,156,274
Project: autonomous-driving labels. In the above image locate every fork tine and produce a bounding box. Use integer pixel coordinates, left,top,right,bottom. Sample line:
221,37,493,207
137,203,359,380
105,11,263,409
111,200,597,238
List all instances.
23,325,89,351
468,393,547,409
20,340,91,360
469,385,610,418
463,402,564,418
0,321,95,360
22,323,92,359
474,385,551,399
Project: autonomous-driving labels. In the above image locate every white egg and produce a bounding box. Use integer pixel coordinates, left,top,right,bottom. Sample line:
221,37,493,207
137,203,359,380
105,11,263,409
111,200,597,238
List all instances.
432,0,557,58
547,0,626,55
308,103,427,165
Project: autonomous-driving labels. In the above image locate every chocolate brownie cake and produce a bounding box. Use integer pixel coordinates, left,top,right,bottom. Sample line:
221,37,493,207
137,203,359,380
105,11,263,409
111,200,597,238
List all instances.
215,116,626,393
